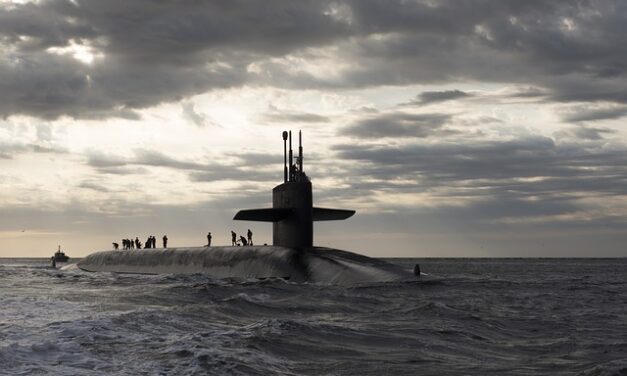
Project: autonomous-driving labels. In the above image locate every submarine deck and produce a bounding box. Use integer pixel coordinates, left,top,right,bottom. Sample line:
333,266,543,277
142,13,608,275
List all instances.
77,246,413,285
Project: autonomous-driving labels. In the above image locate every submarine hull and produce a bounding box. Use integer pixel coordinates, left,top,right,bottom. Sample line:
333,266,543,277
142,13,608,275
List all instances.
77,246,413,285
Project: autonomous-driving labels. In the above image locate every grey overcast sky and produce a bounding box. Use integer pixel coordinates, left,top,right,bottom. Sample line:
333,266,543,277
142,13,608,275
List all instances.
1,0,627,257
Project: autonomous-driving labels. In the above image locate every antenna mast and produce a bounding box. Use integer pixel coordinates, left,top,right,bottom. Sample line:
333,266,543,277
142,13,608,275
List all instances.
288,131,293,181
282,131,288,183
298,130,303,174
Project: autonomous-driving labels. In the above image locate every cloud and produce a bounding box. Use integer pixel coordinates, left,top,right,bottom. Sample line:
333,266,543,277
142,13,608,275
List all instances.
30,144,68,154
258,106,330,124
331,134,627,222
506,86,548,99
414,90,470,104
188,169,276,183
86,151,129,168
0,139,67,159
85,148,279,183
87,149,208,171
340,112,453,138
558,125,616,141
0,0,349,119
0,141,27,159
181,101,219,128
1,1,627,119
77,180,110,192
562,106,627,123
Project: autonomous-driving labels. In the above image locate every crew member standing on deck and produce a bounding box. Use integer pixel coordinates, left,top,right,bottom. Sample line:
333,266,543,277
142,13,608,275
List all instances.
206,232,212,247
231,231,237,246
162,235,168,248
247,229,253,246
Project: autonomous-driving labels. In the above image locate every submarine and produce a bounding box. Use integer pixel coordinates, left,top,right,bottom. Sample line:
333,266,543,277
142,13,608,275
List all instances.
77,131,415,285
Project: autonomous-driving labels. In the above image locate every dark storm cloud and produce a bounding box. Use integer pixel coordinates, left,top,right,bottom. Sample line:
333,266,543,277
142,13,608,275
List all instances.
1,0,627,118
341,112,453,138
319,0,627,104
0,0,349,118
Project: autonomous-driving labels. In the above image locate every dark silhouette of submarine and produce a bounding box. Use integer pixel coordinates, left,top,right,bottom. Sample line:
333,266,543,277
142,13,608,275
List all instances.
78,131,413,284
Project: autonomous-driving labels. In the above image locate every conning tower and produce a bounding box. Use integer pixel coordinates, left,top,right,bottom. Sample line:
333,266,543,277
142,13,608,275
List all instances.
234,131,355,248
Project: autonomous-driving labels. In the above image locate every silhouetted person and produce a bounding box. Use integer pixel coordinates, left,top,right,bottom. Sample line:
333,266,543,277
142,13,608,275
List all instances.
151,236,156,248
240,236,248,246
51,256,56,269
163,235,168,248
113,242,119,250
130,239,134,249
135,237,141,249
247,229,253,246
146,237,152,249
231,231,237,246
206,232,212,247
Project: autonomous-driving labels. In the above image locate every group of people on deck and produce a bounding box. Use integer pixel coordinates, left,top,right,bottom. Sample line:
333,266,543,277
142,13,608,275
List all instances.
112,230,254,250
114,236,167,250
231,229,253,246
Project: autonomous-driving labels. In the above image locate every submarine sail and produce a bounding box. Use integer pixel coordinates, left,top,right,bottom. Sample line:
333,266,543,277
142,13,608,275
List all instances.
233,130,354,248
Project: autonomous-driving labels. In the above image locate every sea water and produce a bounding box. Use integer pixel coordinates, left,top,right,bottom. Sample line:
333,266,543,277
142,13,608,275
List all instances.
0,258,625,375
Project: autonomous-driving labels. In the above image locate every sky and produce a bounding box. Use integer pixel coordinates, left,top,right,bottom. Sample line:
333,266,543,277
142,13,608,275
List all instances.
1,0,627,258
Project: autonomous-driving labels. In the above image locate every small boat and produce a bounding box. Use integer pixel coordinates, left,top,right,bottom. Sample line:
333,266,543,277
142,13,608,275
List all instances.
53,245,70,262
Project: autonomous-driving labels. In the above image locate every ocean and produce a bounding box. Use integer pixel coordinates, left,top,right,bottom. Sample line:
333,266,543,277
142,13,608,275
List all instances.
0,257,625,375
